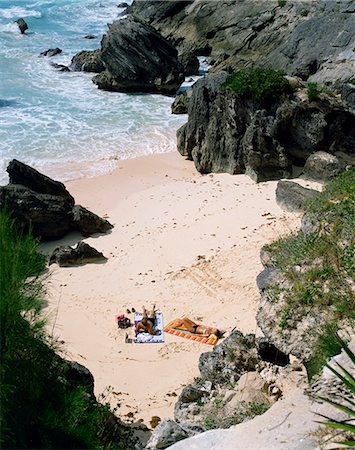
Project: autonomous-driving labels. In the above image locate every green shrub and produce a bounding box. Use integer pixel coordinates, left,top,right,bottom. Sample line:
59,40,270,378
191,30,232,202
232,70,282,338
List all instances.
307,82,324,101
223,68,293,102
315,333,355,446
278,0,286,7
0,210,133,449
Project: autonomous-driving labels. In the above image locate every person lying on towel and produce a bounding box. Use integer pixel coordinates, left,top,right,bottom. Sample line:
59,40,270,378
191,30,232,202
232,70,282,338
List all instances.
136,305,159,335
169,317,223,338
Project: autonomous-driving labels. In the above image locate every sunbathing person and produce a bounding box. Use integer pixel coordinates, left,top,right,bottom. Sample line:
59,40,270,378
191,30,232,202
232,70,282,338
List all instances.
169,317,223,338
136,305,159,335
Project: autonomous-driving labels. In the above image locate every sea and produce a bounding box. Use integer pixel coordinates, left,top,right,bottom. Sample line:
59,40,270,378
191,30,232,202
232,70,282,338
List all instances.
0,0,193,184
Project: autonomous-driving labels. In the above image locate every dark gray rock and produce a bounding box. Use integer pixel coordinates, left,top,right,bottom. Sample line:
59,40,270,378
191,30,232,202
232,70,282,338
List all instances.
70,49,105,73
40,48,62,57
304,151,347,181
198,330,258,384
171,90,191,114
2,160,113,240
83,34,96,39
276,180,318,212
0,184,73,239
178,52,199,76
49,242,107,267
117,2,129,8
179,386,206,403
72,205,113,237
64,360,95,396
177,71,354,180
341,83,355,111
7,159,74,204
145,419,189,449
92,15,184,94
51,63,70,72
129,0,355,85
15,18,28,34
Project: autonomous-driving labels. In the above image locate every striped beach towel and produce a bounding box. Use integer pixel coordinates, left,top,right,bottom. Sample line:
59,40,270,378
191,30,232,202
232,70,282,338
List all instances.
164,321,220,345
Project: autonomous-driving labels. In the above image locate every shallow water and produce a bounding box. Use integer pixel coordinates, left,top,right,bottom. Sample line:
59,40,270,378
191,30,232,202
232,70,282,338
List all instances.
0,0,188,183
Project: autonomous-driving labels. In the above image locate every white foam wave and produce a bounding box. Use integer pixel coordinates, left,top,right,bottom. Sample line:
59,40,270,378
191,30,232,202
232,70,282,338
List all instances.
0,22,21,33
0,7,42,19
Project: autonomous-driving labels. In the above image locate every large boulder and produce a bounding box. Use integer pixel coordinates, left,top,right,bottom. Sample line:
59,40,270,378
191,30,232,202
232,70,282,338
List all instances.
7,159,74,204
303,151,346,181
92,15,184,94
145,420,189,449
72,205,113,237
0,185,73,239
49,242,107,267
275,180,318,212
15,18,28,34
70,49,105,73
1,160,113,240
178,52,199,76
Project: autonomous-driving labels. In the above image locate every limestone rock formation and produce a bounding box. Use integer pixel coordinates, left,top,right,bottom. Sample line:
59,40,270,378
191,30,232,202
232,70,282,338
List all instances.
174,330,291,427
129,0,355,85
92,15,184,94
178,52,199,76
0,160,113,240
177,72,355,181
49,242,107,267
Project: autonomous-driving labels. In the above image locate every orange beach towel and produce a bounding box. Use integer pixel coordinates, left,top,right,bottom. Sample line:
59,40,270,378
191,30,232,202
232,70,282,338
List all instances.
164,321,221,345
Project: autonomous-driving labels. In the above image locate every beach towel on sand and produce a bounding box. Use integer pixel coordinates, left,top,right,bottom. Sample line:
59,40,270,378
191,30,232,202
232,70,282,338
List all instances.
164,321,222,345
134,312,164,343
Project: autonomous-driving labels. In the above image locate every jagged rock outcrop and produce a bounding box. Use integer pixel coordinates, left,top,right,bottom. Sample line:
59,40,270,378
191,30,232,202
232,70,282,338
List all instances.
177,72,355,180
129,0,355,85
276,180,318,212
145,420,189,449
174,330,292,427
70,49,105,73
0,184,74,239
0,160,113,240
178,52,199,76
49,242,107,267
171,90,191,114
92,15,184,94
7,159,74,204
15,18,28,34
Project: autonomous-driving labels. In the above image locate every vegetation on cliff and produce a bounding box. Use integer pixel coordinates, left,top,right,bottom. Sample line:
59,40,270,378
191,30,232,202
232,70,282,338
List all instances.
263,168,355,378
0,210,133,449
223,68,293,103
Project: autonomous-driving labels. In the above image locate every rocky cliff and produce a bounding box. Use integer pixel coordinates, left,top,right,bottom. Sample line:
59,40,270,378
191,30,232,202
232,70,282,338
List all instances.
129,0,355,85
177,71,354,180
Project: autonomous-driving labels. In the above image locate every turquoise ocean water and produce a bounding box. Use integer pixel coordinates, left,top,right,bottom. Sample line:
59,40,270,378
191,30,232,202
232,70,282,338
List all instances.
0,0,187,184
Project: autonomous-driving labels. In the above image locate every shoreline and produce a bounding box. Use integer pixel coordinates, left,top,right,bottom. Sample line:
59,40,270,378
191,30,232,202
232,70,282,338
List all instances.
43,151,303,428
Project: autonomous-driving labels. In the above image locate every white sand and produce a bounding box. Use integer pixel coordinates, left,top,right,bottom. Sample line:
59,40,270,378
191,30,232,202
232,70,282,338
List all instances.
43,152,306,428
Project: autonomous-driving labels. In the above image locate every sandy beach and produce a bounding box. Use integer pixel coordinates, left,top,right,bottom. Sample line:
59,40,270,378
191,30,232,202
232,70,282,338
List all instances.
43,151,304,429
